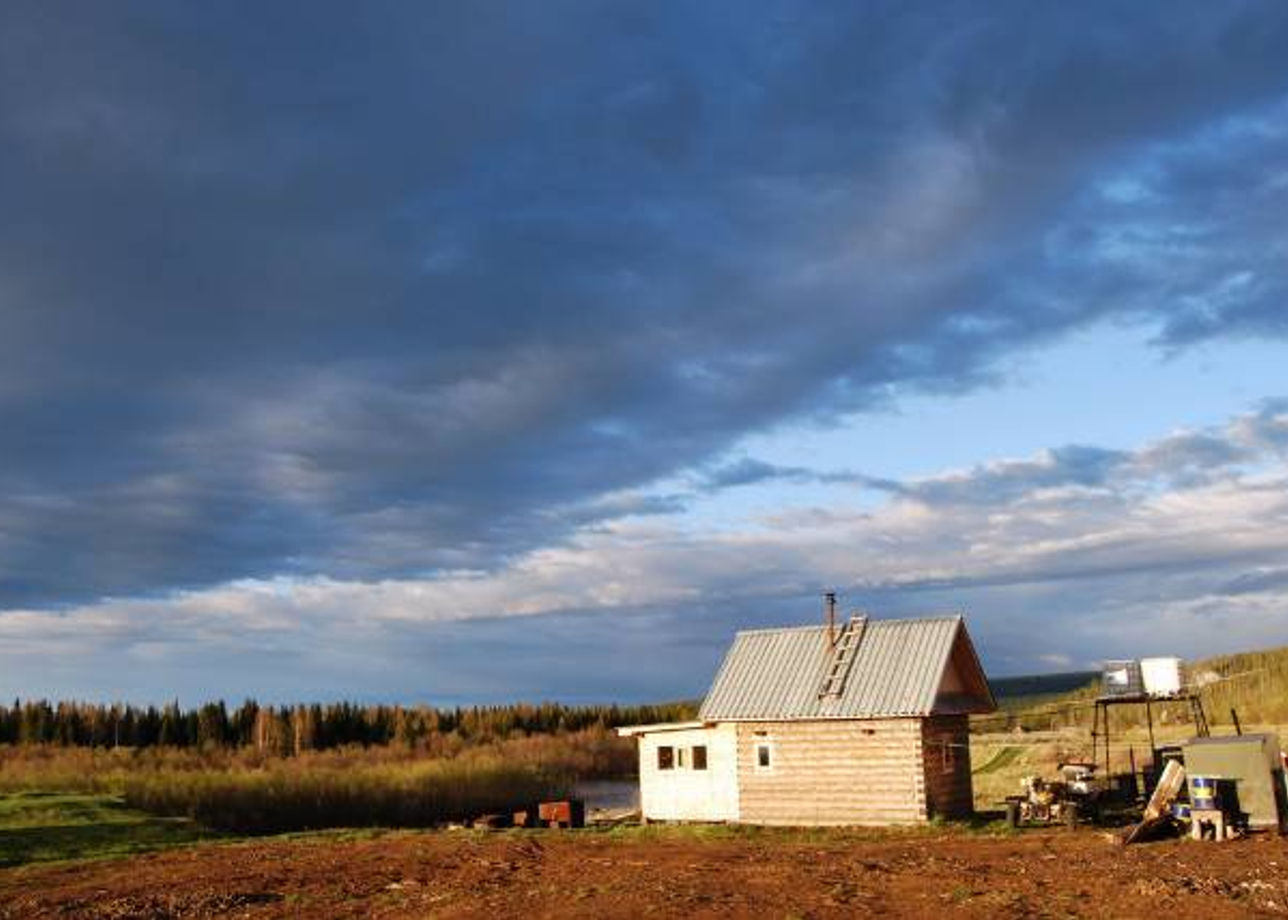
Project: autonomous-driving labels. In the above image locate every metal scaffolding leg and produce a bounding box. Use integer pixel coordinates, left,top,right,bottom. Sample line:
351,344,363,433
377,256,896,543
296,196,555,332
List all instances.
1190,695,1209,737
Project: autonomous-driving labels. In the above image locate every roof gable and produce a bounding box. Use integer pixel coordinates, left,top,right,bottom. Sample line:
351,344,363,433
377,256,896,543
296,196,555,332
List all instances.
931,622,997,714
698,615,995,721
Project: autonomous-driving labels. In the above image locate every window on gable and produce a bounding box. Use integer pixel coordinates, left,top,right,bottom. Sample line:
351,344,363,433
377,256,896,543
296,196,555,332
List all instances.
657,745,674,770
692,745,708,770
755,742,773,770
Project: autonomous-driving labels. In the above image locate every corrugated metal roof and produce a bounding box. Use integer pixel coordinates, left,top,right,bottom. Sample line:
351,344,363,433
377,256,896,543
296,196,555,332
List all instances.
698,616,971,720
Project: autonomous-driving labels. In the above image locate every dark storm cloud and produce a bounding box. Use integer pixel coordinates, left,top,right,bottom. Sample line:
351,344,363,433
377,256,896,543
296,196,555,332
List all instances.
3,1,1288,607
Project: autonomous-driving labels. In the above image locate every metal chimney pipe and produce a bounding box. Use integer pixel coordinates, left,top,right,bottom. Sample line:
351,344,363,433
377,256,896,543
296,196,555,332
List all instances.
824,591,837,649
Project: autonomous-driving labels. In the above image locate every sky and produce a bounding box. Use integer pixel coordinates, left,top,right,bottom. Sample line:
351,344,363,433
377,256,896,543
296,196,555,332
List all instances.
2,2,1287,705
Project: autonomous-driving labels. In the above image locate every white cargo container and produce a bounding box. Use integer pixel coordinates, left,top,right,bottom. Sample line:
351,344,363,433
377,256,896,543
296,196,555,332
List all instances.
1140,656,1183,698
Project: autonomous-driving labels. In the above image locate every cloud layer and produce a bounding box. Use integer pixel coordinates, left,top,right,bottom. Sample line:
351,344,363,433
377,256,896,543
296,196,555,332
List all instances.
3,3,1288,609
2,4,1288,699
3,401,1286,700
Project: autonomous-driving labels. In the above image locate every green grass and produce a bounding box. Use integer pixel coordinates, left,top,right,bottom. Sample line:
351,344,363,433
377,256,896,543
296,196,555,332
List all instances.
0,791,216,867
972,745,1023,776
123,758,568,834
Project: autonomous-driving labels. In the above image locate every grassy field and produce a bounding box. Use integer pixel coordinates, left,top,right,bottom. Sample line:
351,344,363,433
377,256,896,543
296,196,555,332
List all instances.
0,744,570,839
124,756,568,834
0,792,214,867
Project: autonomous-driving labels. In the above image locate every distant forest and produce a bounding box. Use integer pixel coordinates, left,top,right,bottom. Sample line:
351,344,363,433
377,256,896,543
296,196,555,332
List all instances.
987,671,1098,701
0,699,699,754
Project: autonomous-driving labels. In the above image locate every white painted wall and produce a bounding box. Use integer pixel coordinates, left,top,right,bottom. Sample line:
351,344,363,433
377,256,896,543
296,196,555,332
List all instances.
637,724,738,821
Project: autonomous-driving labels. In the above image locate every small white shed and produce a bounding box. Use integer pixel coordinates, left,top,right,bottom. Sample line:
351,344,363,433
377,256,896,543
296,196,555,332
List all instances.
620,721,739,822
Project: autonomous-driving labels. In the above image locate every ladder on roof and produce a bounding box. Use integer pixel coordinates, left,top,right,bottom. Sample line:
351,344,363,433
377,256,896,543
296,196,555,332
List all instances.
818,615,866,698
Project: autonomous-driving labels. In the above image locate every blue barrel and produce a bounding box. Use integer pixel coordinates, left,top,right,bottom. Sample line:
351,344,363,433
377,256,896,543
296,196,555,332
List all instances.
1172,803,1191,820
1190,775,1219,810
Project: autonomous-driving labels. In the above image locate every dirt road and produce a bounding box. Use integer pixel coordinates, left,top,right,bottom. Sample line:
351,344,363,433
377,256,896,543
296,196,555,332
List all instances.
2,825,1285,918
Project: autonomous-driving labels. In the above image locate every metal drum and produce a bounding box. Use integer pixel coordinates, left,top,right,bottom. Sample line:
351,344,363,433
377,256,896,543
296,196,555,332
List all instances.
1190,775,1219,811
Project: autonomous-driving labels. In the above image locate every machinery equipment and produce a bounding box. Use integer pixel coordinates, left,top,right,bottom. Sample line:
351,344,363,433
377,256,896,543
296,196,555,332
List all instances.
1008,762,1104,826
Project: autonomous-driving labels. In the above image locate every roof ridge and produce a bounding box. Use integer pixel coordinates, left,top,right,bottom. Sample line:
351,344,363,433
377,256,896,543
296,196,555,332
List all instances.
734,614,963,638
732,625,825,636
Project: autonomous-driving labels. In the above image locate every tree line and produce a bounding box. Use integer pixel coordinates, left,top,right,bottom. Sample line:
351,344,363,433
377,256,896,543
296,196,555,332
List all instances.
0,699,698,755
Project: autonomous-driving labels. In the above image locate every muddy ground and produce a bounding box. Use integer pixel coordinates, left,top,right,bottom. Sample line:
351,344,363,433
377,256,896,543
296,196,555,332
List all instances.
2,825,1286,919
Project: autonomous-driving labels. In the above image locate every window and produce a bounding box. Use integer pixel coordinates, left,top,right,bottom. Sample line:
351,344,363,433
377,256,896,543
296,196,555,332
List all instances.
657,745,674,770
692,745,708,770
941,741,956,774
677,747,686,768
755,742,773,770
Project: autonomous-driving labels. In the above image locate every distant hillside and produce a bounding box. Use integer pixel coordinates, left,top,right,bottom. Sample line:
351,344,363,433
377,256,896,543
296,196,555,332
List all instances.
1187,644,1288,725
976,644,1288,732
988,671,1097,705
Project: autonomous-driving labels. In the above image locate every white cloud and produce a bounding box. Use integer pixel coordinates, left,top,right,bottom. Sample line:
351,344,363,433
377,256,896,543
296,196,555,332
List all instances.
5,401,1287,701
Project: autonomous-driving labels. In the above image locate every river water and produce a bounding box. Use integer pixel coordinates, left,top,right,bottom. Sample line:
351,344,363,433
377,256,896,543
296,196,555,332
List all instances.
573,778,639,812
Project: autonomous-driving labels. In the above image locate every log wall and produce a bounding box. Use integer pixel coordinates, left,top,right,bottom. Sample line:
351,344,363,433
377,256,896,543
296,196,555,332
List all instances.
734,718,927,825
921,714,974,819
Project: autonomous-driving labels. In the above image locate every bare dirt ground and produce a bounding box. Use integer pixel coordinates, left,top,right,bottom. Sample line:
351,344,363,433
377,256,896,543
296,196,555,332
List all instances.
2,825,1286,919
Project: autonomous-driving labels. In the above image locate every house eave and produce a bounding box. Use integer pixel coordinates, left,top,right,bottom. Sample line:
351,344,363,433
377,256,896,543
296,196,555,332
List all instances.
615,720,714,737
698,712,931,722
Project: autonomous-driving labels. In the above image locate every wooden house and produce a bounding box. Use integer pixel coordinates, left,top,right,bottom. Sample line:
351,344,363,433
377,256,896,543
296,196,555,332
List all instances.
618,615,995,825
